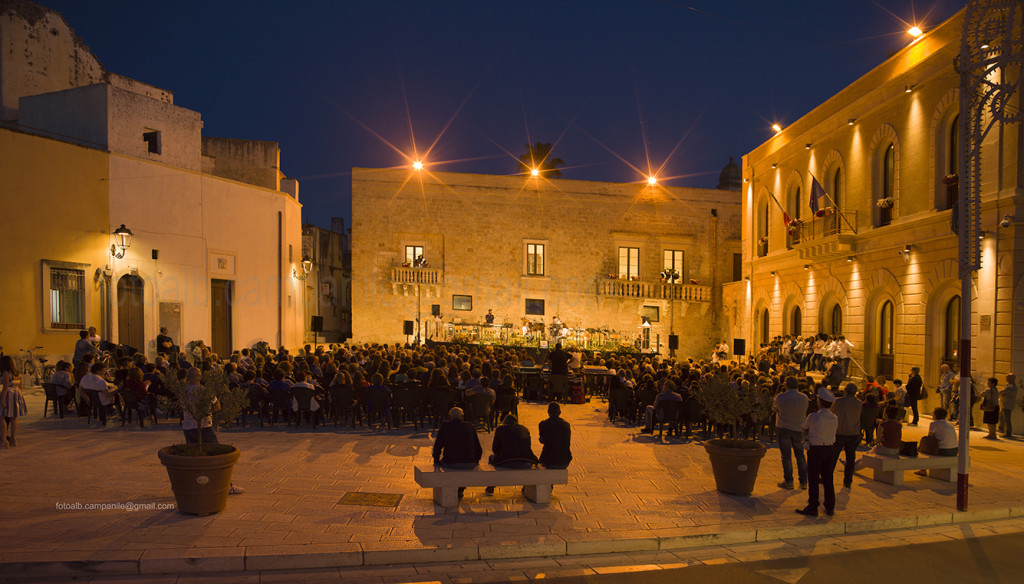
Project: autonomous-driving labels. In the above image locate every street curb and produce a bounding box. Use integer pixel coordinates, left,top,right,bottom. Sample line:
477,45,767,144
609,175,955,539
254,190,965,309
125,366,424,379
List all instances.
1,506,1020,577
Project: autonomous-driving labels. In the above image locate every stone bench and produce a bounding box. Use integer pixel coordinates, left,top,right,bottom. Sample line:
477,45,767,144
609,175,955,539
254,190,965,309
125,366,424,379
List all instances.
414,465,568,507
859,453,957,486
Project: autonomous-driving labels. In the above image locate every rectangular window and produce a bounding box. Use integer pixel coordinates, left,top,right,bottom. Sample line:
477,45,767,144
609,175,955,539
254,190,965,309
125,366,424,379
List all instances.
618,247,639,279
642,305,660,323
452,294,473,311
732,253,743,282
143,130,161,154
526,243,545,276
525,298,545,316
662,249,683,281
49,267,86,329
405,245,424,265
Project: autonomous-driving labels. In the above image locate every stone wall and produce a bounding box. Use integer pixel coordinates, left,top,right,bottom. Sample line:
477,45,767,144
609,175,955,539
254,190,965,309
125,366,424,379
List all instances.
351,168,741,358
201,137,281,191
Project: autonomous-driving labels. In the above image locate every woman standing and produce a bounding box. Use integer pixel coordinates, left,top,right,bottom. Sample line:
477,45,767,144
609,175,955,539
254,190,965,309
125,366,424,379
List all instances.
0,355,28,447
982,377,1000,440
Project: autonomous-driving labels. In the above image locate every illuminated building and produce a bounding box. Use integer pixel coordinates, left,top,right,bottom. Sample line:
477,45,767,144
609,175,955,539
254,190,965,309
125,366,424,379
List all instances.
737,7,1021,431
350,166,741,356
0,1,305,360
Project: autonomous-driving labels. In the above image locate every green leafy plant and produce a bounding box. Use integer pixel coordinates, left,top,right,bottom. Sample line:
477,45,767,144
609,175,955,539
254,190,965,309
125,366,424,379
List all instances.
161,368,246,453
694,373,768,441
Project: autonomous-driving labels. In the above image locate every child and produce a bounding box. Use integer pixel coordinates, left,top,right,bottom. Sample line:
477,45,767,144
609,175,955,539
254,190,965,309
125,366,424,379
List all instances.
47,360,74,413
1,355,28,447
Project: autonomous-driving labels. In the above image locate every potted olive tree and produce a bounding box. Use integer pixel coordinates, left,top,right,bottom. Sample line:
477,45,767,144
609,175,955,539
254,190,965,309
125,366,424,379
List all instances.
157,368,246,516
695,373,771,496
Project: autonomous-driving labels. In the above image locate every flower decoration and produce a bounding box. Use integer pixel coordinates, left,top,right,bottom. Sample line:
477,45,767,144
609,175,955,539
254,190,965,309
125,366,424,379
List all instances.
876,197,894,208
815,207,834,218
943,173,958,186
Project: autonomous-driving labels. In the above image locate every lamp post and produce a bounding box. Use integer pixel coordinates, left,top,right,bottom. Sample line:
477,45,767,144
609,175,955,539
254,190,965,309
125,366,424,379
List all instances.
293,255,313,279
110,224,133,259
414,256,427,346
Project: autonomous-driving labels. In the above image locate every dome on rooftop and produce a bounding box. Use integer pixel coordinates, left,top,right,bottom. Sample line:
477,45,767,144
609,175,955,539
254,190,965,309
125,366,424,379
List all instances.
717,156,741,191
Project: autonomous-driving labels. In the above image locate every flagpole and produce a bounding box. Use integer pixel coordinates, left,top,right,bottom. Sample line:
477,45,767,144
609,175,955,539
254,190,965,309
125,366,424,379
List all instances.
810,172,856,233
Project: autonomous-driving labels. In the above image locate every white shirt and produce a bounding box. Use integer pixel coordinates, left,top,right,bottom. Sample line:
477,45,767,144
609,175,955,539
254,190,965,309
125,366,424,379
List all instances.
802,408,838,446
79,373,114,405
929,419,958,449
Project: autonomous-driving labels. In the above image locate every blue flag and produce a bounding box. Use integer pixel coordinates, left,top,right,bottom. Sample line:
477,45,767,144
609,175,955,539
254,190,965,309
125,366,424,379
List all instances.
810,177,825,214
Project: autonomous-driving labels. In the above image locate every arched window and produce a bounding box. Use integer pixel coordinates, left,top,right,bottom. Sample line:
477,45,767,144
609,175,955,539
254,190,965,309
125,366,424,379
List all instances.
877,144,895,227
832,167,842,213
761,308,770,346
791,306,802,336
880,300,894,354
830,304,842,335
945,115,959,210
756,200,769,257
787,185,802,247
944,295,961,363
877,299,895,378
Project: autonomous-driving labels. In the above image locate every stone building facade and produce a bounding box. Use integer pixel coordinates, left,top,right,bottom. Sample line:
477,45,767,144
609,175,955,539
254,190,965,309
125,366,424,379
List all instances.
738,7,1022,428
351,168,742,357
0,0,305,362
302,218,352,343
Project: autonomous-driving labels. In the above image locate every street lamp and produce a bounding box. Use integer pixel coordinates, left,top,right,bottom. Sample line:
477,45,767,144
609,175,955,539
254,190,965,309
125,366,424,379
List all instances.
414,257,428,345
110,224,133,259
293,255,313,279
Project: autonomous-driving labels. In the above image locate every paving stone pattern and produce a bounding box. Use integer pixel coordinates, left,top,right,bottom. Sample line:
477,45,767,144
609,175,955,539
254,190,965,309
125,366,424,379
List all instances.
1,387,1023,578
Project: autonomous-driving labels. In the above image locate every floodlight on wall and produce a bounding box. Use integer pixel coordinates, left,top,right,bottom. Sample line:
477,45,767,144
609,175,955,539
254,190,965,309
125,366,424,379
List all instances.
908,26,923,38
905,84,916,93
900,244,912,263
110,224,133,259
1000,215,1015,228
805,143,812,150
412,160,424,171
771,123,782,133
293,255,313,279
847,256,855,262
848,118,856,125
804,264,810,271
770,271,777,277
771,163,778,169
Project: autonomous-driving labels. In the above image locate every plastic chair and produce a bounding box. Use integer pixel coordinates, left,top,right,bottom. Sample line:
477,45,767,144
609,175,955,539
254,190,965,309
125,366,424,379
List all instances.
466,392,494,432
41,383,66,419
365,386,392,429
655,400,682,438
327,384,359,427
290,385,320,429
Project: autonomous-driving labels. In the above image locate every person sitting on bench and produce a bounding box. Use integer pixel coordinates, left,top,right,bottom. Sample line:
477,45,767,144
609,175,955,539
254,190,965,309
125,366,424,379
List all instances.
432,407,482,499
485,414,539,495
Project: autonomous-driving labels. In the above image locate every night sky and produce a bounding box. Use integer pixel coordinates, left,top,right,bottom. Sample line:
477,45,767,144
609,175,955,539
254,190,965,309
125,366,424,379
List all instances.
39,1,965,230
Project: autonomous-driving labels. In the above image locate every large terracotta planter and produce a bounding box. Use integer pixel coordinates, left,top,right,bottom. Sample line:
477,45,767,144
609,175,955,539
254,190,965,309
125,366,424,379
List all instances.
703,438,768,496
158,445,240,516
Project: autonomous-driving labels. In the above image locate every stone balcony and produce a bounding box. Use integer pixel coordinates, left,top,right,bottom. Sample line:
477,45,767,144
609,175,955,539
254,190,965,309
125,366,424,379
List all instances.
389,266,443,296
600,279,711,302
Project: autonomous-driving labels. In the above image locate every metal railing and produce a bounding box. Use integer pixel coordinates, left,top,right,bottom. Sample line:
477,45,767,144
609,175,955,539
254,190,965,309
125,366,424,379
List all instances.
787,210,858,246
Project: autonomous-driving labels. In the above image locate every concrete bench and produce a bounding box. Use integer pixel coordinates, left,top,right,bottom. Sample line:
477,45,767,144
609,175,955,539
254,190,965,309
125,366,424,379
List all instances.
414,465,568,507
859,453,957,486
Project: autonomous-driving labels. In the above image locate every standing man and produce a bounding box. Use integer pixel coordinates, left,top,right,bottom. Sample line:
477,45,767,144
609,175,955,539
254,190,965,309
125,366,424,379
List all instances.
834,336,853,379
999,374,1017,438
539,402,572,469
938,363,954,411
546,343,571,403
485,309,495,325
774,376,809,490
156,327,176,357
905,366,923,425
831,382,862,489
798,387,839,517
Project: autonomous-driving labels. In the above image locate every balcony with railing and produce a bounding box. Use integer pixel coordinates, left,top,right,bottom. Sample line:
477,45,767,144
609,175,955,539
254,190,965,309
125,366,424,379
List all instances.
600,279,711,302
389,266,443,296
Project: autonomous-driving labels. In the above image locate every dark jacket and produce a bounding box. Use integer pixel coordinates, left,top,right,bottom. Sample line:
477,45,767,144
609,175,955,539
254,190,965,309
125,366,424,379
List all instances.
491,423,538,466
538,415,572,468
906,373,923,400
548,349,571,375
433,419,482,466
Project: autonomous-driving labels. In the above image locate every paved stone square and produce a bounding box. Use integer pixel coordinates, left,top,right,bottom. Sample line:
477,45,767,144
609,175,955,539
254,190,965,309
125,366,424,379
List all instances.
1,386,1023,578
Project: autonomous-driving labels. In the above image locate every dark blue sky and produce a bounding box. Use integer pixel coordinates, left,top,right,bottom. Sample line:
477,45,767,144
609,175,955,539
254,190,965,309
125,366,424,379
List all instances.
41,1,964,229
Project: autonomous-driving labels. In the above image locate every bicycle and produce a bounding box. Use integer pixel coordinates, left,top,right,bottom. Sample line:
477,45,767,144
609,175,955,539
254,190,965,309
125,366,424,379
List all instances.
21,346,55,387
